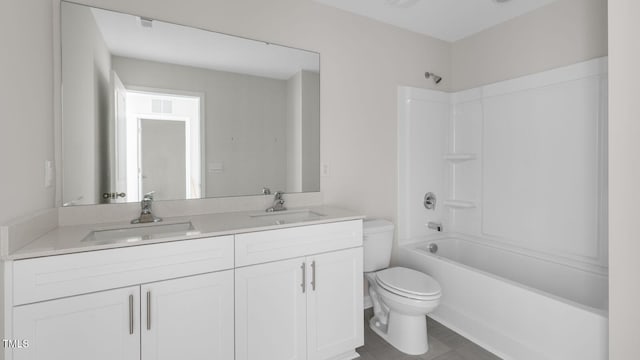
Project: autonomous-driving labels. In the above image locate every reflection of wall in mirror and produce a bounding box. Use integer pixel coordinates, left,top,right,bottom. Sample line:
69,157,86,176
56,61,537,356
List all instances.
112,56,319,198
286,71,320,193
301,71,320,193
61,2,112,206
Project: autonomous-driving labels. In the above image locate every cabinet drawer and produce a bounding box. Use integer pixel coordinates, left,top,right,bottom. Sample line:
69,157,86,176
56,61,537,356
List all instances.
13,236,233,305
235,220,362,267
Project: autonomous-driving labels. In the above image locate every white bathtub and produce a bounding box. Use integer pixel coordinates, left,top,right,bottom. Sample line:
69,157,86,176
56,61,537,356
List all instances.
396,237,608,360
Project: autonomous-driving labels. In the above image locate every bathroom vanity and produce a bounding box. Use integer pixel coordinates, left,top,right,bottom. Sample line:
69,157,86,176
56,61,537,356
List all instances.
1,208,364,360
0,2,363,359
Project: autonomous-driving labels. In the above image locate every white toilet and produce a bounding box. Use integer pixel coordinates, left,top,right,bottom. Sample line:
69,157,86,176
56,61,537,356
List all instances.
363,219,441,355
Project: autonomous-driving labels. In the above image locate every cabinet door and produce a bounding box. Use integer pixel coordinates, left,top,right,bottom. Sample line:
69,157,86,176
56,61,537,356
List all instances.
307,248,364,360
141,270,234,360
12,286,140,360
235,257,307,360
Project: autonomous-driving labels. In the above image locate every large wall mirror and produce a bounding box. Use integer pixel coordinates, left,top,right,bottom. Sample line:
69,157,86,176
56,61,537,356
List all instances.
60,1,320,206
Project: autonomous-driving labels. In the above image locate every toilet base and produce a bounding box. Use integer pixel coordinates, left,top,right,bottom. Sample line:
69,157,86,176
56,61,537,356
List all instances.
369,313,429,355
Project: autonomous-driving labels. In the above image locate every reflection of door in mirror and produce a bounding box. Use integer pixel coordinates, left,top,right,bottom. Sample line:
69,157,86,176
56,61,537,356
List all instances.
140,119,186,200
110,71,127,203
125,90,203,202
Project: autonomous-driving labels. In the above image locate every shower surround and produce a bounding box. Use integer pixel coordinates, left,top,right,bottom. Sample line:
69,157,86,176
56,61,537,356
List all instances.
394,57,608,359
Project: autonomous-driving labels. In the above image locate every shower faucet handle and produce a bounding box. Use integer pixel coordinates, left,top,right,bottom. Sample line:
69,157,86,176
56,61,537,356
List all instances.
424,192,436,210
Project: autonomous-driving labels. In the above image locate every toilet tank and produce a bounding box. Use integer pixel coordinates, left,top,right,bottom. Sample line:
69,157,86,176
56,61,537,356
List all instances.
363,219,395,272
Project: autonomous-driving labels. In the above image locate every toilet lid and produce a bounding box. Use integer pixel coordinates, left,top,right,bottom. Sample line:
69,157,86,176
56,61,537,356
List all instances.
376,267,441,297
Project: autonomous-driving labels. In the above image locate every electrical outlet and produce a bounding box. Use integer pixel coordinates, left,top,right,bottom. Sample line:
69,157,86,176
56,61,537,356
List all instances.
321,164,329,176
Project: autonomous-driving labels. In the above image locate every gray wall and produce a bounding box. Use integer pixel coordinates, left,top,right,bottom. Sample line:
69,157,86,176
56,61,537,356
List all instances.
609,0,640,358
451,0,607,91
0,1,55,223
112,56,288,198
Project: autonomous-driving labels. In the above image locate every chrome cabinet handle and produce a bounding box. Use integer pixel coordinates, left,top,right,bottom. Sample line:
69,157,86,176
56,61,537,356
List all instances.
146,291,151,330
301,262,306,293
129,294,134,335
311,261,316,291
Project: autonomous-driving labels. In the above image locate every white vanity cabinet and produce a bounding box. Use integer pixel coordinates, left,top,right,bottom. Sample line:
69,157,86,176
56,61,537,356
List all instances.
12,271,234,360
13,286,141,360
141,271,234,360
5,218,363,360
235,257,308,360
234,221,363,360
306,248,363,360
8,235,235,360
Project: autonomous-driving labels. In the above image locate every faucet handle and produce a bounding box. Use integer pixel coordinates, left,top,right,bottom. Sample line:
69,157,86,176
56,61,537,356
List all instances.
143,191,156,201
265,191,286,212
132,191,162,224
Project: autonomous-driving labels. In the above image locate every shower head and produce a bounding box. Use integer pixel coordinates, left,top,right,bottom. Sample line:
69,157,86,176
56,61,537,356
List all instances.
425,72,442,84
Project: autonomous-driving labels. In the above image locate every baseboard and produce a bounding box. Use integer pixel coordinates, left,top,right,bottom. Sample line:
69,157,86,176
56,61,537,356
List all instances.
326,350,360,360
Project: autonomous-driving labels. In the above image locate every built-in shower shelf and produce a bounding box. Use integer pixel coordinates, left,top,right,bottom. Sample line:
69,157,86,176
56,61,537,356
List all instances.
443,200,476,209
444,153,477,162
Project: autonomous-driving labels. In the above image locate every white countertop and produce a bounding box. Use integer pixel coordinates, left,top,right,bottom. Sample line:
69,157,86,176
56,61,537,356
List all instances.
9,206,364,260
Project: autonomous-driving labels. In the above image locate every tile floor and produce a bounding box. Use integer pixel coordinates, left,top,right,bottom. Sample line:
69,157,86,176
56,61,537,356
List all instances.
357,309,502,360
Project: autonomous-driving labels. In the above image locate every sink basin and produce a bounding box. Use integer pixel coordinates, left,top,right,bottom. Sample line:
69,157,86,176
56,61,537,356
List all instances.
249,209,326,224
83,222,199,244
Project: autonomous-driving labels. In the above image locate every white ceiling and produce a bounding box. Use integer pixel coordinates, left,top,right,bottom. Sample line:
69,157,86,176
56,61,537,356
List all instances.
314,0,560,42
90,8,319,80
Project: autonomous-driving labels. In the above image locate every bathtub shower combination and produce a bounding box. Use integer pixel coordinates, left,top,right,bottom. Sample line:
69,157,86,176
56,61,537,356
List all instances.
394,58,608,360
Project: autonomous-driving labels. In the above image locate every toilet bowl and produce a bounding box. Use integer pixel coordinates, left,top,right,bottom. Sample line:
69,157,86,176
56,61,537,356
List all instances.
363,220,441,355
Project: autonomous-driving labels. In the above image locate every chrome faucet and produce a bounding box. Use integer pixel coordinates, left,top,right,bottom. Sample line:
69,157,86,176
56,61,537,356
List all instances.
131,192,162,224
266,191,287,212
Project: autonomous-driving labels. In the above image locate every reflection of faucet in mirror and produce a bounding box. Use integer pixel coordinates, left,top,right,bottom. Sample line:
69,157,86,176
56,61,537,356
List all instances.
131,192,163,224
266,191,287,212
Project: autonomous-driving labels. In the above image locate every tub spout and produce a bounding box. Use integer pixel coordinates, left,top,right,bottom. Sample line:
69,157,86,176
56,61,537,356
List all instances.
427,222,442,232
